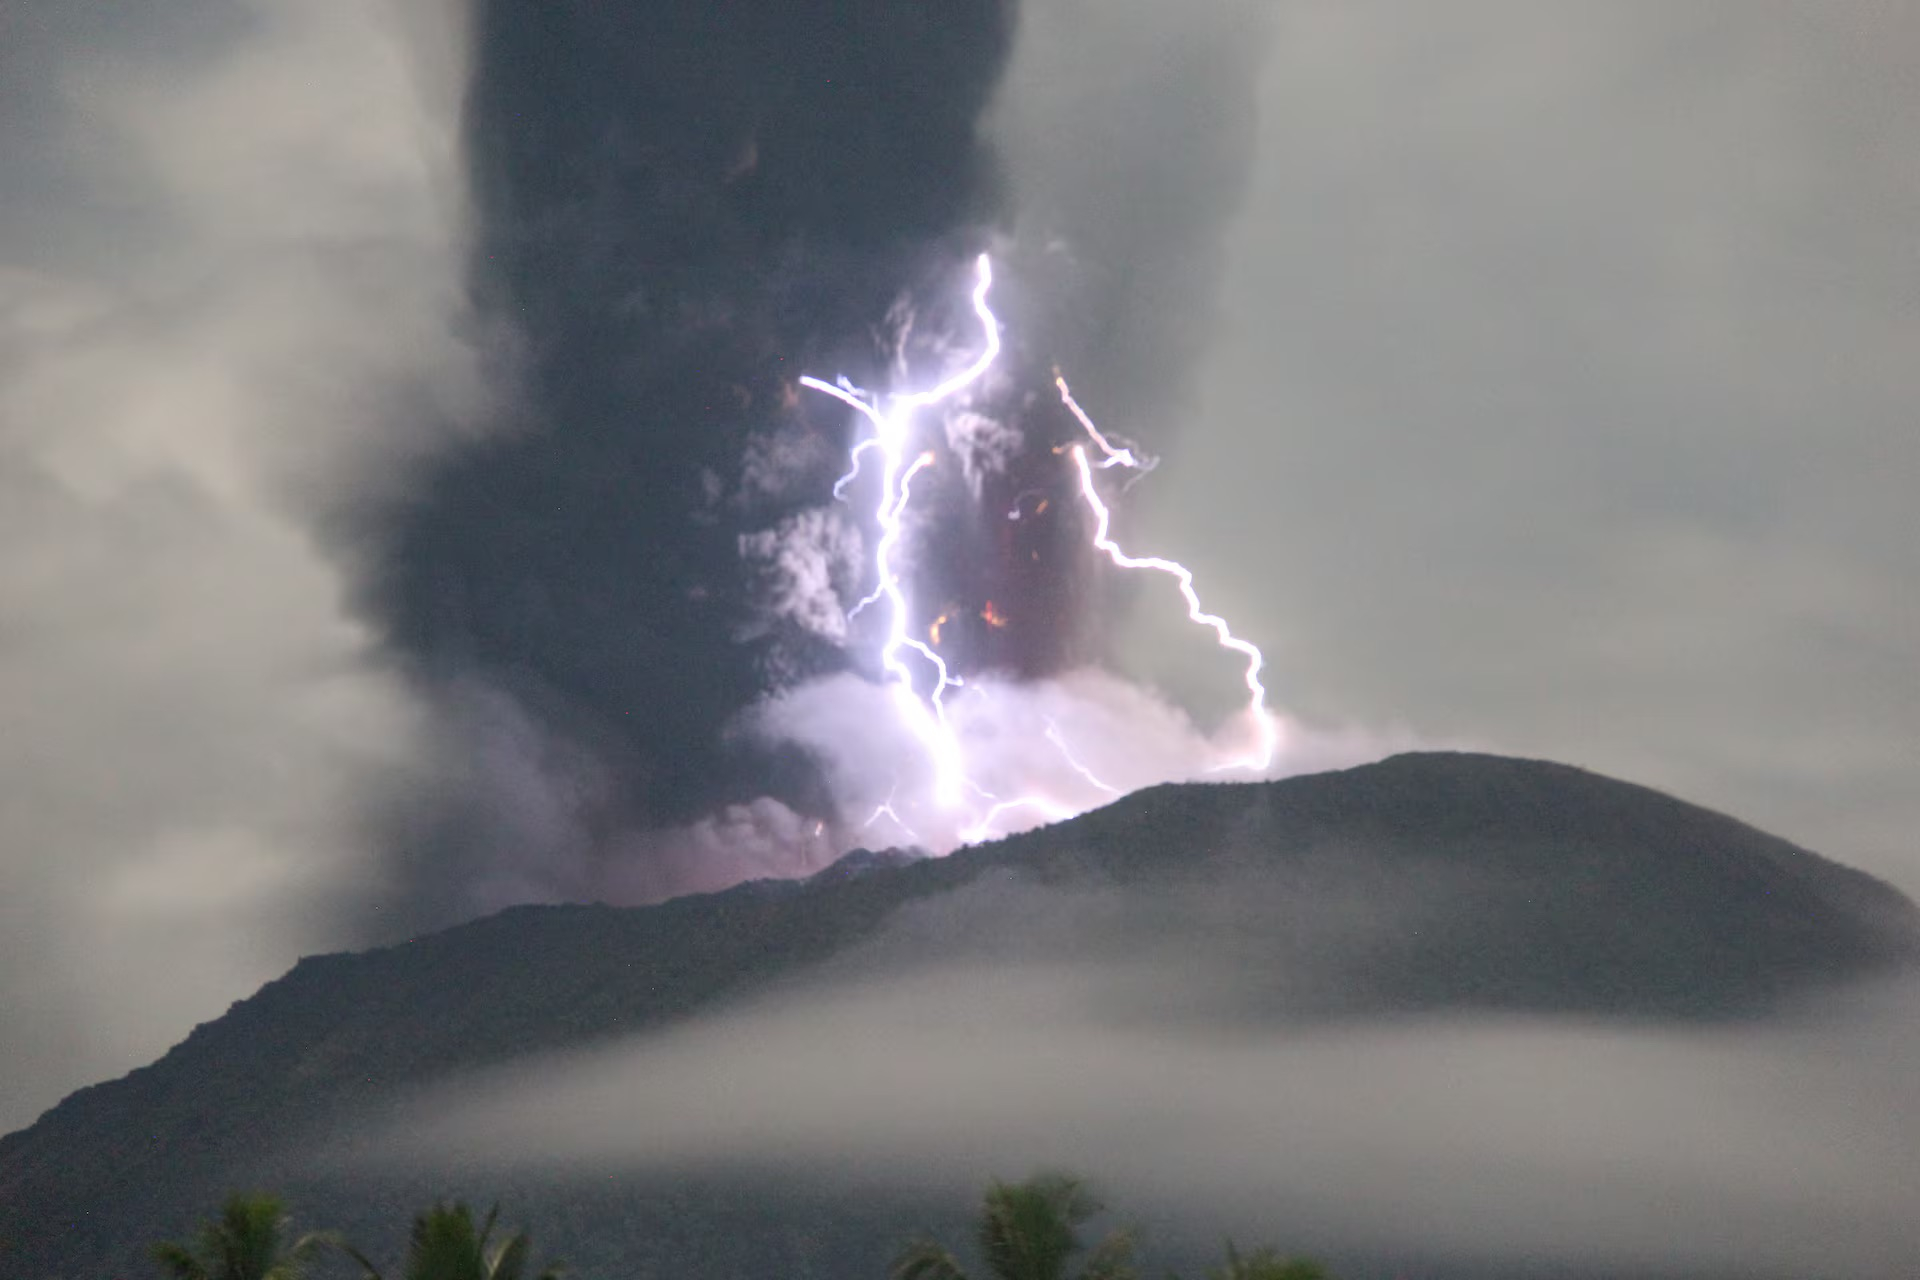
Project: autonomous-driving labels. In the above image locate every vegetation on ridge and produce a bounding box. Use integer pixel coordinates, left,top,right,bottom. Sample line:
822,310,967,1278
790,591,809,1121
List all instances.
152,1177,1326,1280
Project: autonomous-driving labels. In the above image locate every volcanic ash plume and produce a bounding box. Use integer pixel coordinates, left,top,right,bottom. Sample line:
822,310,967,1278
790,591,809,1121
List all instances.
379,0,1400,915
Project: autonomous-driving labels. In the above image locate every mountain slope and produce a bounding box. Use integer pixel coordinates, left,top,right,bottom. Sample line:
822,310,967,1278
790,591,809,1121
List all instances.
1,752,1914,1279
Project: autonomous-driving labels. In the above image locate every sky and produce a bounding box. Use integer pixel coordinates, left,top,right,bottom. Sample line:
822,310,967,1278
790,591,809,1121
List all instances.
0,0,1915,1169
1135,0,1920,894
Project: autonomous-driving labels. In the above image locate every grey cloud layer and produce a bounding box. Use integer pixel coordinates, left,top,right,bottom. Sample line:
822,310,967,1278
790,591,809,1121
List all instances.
1143,0,1920,888
366,879,1920,1278
0,1,475,1132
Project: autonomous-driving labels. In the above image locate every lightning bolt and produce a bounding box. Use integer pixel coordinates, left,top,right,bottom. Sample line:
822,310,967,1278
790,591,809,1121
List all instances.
1061,396,1278,773
1044,717,1121,797
800,253,1276,850
800,254,1000,813
864,782,921,844
1056,372,1154,471
957,792,1081,846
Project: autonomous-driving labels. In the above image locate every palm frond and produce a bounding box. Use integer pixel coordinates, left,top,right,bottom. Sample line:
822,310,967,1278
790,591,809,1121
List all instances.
149,1240,211,1280
476,1205,500,1260
406,1202,487,1280
1207,1242,1326,1280
149,1193,338,1280
332,1238,389,1280
979,1176,1087,1280
1028,1175,1102,1229
221,1194,287,1280
892,1237,969,1280
486,1231,530,1280
267,1230,341,1280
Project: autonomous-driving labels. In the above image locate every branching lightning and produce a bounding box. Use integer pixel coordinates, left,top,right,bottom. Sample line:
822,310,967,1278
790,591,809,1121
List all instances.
799,255,999,812
864,782,921,844
1057,375,1279,775
1056,372,1153,472
800,252,1276,848
1044,717,1122,797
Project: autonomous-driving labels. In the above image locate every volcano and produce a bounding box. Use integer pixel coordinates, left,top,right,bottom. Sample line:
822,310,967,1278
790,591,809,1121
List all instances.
2,752,1914,1279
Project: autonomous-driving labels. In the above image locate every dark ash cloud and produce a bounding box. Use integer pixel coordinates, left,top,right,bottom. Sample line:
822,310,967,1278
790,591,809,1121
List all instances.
371,0,1018,839
364,0,1300,926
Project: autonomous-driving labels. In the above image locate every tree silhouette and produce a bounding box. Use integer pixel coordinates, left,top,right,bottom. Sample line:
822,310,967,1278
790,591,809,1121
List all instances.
341,1202,561,1280
893,1174,1136,1280
1208,1241,1327,1280
150,1193,335,1280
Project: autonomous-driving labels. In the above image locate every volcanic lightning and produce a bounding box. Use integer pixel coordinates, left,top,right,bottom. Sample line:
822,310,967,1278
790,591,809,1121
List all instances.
800,252,1277,847
1065,437,1277,775
1057,373,1278,775
799,254,1001,812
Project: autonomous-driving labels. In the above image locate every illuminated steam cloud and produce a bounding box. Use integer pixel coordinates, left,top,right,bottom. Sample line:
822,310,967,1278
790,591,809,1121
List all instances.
737,252,1368,854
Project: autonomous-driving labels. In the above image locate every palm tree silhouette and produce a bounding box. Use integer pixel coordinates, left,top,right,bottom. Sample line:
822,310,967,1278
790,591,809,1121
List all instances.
1208,1241,1327,1280
893,1174,1136,1280
342,1202,561,1280
150,1193,334,1280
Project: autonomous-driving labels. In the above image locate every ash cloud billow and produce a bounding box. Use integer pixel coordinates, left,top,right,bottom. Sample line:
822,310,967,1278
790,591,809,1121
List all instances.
368,0,1015,922
369,0,1346,921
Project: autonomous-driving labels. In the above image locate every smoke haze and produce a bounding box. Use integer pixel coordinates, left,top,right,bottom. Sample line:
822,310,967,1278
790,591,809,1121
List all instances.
365,870,1920,1278
0,0,476,1130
